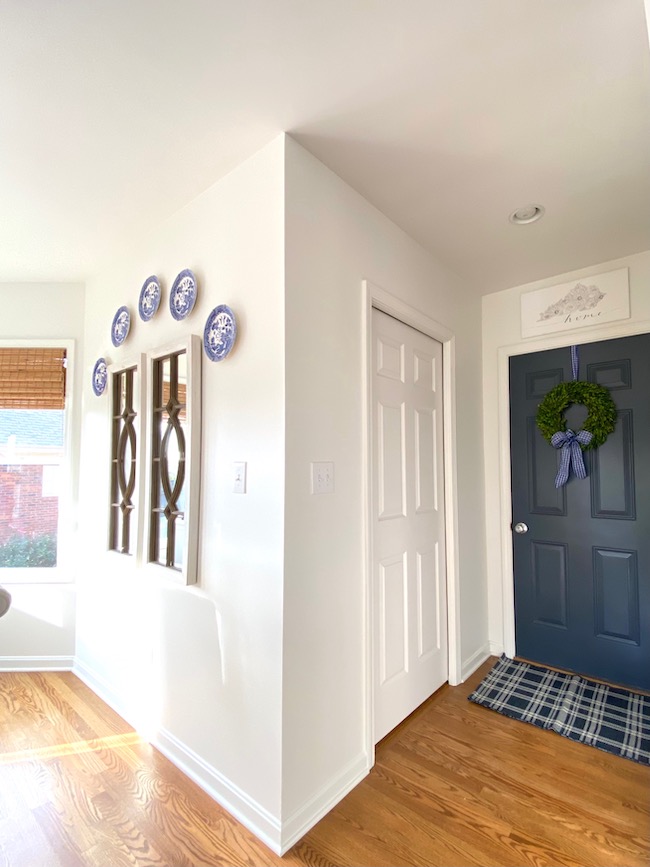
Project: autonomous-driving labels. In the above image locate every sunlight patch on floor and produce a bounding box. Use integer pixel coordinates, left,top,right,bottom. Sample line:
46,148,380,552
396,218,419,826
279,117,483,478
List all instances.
0,731,143,765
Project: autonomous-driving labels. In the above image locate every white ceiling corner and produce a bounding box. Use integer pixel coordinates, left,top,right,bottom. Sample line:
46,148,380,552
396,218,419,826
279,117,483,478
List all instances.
1,0,649,294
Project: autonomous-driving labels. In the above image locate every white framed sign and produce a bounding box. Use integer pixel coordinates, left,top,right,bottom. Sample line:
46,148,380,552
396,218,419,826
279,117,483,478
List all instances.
521,267,630,338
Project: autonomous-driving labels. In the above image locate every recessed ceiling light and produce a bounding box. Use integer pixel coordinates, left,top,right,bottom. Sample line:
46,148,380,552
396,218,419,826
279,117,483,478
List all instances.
508,204,545,225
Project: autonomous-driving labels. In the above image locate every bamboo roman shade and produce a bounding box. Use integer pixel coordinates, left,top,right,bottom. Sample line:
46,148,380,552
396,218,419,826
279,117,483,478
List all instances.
161,380,187,408
0,347,67,409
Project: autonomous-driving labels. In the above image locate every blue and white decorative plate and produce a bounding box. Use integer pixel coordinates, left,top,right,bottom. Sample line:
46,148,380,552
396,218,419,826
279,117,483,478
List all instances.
92,357,108,396
138,275,161,321
111,306,131,347
203,305,237,362
169,269,197,320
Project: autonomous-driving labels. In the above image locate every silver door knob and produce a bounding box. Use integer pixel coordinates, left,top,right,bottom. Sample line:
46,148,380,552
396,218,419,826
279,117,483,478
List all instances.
514,522,529,534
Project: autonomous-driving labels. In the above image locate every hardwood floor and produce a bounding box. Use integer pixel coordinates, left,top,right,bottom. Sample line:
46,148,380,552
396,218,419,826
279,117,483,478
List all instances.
0,660,647,867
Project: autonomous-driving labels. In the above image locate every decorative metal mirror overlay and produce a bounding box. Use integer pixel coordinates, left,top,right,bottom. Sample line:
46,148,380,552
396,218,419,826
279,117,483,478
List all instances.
109,367,137,554
150,351,187,570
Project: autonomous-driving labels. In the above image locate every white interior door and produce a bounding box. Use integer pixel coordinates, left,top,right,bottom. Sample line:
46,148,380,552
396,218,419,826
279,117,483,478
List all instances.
372,307,448,743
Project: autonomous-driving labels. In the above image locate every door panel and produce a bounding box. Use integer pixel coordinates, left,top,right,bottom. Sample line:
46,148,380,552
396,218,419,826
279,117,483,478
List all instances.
593,548,639,643
531,540,568,628
379,554,408,684
373,308,447,742
527,416,566,515
591,409,635,517
416,546,441,657
510,333,650,690
378,402,406,519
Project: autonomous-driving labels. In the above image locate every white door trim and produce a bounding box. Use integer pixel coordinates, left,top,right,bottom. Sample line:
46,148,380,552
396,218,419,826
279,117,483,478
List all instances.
496,317,650,659
362,280,462,764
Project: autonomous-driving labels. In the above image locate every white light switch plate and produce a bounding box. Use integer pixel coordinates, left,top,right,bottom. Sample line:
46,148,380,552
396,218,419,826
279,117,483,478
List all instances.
233,461,247,494
311,461,334,494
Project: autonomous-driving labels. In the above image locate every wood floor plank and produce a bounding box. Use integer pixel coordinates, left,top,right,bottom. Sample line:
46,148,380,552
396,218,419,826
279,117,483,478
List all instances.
329,781,511,867
367,760,579,867
436,699,646,790
0,660,647,867
403,701,649,825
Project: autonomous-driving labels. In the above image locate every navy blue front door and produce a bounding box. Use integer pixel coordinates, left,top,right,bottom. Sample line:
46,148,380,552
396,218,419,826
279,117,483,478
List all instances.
509,333,649,691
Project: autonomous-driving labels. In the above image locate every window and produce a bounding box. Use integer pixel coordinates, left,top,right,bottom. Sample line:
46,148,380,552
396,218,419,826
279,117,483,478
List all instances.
109,357,144,557
0,343,73,578
147,336,201,584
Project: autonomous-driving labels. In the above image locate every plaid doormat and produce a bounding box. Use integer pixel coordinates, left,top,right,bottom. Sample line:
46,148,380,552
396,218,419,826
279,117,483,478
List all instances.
468,655,650,765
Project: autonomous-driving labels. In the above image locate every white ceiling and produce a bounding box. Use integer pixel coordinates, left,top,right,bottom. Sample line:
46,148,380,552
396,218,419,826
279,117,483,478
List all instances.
1,0,649,294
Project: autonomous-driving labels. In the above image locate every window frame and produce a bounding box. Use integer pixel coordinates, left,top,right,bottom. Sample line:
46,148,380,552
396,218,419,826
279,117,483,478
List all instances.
0,338,76,585
145,335,201,585
107,353,146,563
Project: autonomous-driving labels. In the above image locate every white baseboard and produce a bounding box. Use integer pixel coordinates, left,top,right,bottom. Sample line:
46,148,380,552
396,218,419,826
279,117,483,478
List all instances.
279,753,370,855
488,640,505,657
154,726,283,855
71,657,369,856
72,657,283,853
72,657,144,733
0,655,74,671
460,643,492,681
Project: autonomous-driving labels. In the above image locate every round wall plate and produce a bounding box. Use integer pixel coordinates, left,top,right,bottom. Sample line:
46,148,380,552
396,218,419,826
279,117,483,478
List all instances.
92,357,108,396
203,305,237,361
138,275,161,321
111,306,131,346
169,269,197,320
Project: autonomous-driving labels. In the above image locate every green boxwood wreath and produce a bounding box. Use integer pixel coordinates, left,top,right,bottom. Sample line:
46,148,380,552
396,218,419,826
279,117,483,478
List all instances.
536,381,618,450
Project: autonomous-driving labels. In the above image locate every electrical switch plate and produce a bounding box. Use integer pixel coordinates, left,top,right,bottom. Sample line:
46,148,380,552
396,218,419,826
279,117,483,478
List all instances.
311,461,334,494
233,461,247,494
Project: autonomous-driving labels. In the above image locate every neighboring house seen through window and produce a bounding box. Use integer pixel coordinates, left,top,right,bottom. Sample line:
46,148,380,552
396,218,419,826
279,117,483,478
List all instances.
0,347,68,570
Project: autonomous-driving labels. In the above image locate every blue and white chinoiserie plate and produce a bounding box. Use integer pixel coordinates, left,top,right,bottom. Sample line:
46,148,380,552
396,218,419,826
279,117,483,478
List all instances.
92,357,108,396
203,305,237,362
111,305,131,347
169,269,197,320
138,275,161,321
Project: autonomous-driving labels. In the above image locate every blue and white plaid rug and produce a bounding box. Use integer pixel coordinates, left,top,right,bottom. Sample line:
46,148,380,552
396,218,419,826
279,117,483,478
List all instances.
468,655,650,765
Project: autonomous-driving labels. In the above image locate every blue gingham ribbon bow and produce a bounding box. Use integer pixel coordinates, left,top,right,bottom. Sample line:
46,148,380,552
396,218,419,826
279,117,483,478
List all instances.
551,429,593,488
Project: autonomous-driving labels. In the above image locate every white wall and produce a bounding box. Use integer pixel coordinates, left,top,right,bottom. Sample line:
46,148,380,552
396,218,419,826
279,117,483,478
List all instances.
24,135,489,853
482,250,650,652
75,138,287,841
0,282,84,667
282,137,488,839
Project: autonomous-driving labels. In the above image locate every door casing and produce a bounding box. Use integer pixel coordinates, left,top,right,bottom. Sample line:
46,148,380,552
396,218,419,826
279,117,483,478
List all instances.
496,318,650,658
362,280,461,765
